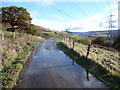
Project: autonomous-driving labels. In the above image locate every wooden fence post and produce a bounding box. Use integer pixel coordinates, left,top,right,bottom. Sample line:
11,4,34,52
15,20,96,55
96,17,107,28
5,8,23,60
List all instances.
72,41,75,65
65,37,66,42
85,44,91,81
2,32,4,40
86,44,91,58
63,38,64,41
69,39,71,48
73,41,75,49
86,70,89,81
66,37,68,44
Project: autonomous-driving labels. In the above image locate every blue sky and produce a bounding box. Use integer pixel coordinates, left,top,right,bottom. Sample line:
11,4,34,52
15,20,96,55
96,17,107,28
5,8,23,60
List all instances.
1,0,118,32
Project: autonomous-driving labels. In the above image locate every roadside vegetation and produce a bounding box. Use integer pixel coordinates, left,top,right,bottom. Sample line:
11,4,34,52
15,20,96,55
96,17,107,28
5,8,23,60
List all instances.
56,34,120,89
1,5,119,89
0,6,64,88
92,36,120,50
70,34,120,50
1,31,44,88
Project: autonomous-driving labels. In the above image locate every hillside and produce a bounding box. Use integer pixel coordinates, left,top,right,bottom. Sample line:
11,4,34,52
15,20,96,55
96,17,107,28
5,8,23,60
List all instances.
71,30,119,40
1,22,54,33
1,3,119,89
56,34,120,88
0,22,67,88
0,22,67,39
1,32,44,88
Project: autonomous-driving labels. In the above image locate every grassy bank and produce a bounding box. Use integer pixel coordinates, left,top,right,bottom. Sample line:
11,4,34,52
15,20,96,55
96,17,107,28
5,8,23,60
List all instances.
56,42,120,89
1,32,44,88
0,21,67,88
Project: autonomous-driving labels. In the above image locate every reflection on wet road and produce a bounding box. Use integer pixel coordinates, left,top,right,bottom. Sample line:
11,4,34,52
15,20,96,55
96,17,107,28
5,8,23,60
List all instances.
17,39,108,88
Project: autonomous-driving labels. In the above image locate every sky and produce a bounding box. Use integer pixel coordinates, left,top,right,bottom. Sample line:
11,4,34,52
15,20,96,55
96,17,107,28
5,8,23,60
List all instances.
1,0,119,32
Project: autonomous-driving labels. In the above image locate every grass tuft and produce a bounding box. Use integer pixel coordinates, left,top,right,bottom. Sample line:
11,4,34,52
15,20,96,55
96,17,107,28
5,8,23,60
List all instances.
57,42,120,89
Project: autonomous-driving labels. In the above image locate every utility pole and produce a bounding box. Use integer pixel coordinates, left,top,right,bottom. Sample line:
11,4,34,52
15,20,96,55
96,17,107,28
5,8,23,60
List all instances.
107,14,115,40
118,2,120,35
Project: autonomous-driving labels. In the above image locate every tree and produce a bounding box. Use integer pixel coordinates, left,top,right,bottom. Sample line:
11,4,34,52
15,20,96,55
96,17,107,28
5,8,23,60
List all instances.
17,19,30,30
1,6,32,31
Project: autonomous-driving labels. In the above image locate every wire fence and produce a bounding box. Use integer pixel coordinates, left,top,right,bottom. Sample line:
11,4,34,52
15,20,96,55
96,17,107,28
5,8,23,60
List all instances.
61,37,120,76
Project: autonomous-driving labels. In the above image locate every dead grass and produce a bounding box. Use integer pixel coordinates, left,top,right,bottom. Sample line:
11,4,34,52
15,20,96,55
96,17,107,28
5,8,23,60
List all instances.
1,31,44,88
63,40,119,77
57,40,120,89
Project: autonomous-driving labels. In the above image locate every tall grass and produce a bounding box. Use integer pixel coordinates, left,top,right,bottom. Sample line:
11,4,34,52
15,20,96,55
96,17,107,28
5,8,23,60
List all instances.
1,31,44,88
57,39,120,89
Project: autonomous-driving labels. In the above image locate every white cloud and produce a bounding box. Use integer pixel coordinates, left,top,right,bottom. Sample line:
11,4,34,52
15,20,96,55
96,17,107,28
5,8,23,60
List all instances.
31,9,118,32
52,15,63,20
31,1,118,32
32,18,82,31
85,14,105,22
32,18,99,32
30,10,40,19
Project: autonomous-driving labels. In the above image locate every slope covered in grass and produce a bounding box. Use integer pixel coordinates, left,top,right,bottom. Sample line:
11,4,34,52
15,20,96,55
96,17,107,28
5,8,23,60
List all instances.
56,39,120,89
0,30,44,88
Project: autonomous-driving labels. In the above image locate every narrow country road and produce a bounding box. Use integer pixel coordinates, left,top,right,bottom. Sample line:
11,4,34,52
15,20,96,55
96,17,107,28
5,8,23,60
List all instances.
16,39,108,88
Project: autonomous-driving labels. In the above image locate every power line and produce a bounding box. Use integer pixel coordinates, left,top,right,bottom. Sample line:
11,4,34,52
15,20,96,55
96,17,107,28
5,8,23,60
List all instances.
50,5,78,21
49,5,82,31
106,0,118,40
70,2,88,17
92,1,102,13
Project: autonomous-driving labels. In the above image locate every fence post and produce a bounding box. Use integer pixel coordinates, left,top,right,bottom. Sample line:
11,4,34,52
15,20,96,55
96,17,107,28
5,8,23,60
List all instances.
85,44,91,81
65,37,66,42
73,41,74,49
66,37,68,44
86,70,89,81
2,32,4,40
72,41,75,65
69,39,71,48
86,44,91,58
67,37,69,45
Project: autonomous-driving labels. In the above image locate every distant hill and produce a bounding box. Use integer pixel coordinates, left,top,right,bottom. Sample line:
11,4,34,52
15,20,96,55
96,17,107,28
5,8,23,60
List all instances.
71,30,120,40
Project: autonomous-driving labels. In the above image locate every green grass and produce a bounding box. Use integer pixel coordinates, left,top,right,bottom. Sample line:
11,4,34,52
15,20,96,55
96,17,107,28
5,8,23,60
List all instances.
1,22,65,88
1,32,44,88
57,42,120,89
54,37,62,42
2,43,35,88
70,35,84,40
42,32,59,39
91,34,108,37
70,35,92,45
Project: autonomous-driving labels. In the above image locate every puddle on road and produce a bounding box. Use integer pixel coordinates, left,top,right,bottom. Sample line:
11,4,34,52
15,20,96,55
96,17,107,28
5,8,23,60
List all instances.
57,50,108,88
46,49,91,83
35,45,106,87
16,40,109,88
59,50,69,58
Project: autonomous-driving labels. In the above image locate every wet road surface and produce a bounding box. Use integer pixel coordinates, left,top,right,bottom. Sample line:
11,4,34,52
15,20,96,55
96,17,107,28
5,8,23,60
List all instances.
17,39,108,88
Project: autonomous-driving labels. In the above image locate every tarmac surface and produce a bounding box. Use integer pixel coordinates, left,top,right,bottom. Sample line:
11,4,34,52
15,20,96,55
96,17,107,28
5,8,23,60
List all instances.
16,39,108,88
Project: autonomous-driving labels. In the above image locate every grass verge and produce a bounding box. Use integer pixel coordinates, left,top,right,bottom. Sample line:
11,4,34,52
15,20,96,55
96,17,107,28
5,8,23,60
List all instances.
57,42,120,89
1,34,44,88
